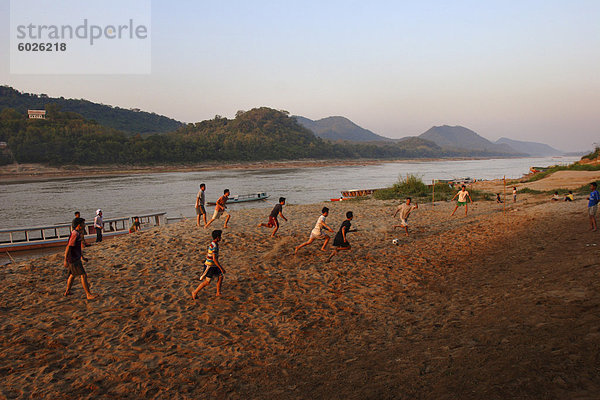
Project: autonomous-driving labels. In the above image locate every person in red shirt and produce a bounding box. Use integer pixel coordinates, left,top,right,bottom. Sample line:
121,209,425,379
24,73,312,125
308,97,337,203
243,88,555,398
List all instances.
63,218,98,299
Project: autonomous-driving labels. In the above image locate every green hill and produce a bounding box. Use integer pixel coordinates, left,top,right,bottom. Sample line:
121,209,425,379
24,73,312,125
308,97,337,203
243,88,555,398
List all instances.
0,85,182,135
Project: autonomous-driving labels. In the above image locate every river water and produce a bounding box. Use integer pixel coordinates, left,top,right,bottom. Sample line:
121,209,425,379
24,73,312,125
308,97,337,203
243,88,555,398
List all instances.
0,156,578,230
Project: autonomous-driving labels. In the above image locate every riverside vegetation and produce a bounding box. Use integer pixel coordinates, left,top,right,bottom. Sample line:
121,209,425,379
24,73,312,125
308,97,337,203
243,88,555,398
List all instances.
0,107,453,166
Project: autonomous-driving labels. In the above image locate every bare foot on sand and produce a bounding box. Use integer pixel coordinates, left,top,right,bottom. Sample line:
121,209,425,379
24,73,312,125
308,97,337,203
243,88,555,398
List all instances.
63,290,71,296
191,291,197,300
86,293,98,300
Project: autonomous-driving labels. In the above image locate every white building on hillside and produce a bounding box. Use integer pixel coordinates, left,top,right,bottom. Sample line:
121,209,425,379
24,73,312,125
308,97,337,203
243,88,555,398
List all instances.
28,110,46,119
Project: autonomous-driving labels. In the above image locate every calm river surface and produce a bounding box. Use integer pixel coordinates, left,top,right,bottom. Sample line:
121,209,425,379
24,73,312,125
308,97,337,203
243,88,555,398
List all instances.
0,156,578,230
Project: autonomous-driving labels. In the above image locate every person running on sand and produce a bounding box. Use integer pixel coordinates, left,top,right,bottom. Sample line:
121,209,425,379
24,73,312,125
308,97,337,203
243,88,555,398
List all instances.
195,183,207,227
295,207,334,254
64,217,98,299
393,198,418,235
205,189,231,229
450,185,473,216
192,230,226,298
327,211,357,262
587,182,599,232
258,197,288,237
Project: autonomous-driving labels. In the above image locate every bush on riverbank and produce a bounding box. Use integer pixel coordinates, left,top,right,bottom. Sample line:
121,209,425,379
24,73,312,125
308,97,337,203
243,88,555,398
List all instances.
374,175,491,201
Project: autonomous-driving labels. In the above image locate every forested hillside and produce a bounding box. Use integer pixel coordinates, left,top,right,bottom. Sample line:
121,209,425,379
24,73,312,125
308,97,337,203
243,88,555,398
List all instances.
0,86,182,135
0,107,455,165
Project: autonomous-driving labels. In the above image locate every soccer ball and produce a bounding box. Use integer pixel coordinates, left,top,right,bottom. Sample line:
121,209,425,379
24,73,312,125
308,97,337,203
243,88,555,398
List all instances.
392,238,399,245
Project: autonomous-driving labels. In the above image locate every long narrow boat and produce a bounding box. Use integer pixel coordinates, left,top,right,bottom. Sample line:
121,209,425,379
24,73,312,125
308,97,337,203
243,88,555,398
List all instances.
0,212,166,253
340,189,381,197
207,192,269,205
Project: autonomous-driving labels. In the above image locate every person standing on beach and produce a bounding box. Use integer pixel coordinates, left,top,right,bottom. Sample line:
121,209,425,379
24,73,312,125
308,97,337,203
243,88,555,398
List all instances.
513,187,517,203
295,207,334,254
195,183,207,227
258,197,288,237
205,189,231,229
94,209,103,242
393,198,418,235
450,185,473,216
327,211,357,262
192,229,225,298
587,182,599,232
64,218,97,299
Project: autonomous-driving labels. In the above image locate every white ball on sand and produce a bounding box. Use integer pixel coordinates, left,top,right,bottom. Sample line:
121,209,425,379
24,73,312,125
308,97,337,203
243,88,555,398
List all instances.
392,238,399,245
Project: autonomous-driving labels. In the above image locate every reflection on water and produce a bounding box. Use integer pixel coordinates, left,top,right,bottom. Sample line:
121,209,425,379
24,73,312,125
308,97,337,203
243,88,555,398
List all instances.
0,157,578,230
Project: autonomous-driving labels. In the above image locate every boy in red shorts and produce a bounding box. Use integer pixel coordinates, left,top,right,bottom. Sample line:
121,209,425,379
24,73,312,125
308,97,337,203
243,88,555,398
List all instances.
258,197,287,237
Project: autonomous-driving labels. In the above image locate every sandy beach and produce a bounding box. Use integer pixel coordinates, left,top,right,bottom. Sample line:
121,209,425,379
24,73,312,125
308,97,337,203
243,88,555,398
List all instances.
1,193,599,398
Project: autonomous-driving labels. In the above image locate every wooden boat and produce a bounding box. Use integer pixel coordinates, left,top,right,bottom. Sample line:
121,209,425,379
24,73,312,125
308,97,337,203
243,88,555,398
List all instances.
207,192,269,205
330,197,352,202
0,212,166,253
530,166,549,174
340,189,381,197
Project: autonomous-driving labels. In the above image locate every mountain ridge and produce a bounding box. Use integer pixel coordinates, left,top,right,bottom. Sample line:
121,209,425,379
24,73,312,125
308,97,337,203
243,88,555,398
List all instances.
495,137,564,157
294,115,393,142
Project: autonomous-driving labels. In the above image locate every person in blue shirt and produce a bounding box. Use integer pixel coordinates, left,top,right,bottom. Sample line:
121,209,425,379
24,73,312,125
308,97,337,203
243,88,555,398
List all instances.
587,182,599,232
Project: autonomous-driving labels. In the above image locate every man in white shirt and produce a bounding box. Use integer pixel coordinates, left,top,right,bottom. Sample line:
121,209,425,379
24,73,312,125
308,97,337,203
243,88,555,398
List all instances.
450,185,473,217
295,207,334,254
393,197,418,235
94,209,104,242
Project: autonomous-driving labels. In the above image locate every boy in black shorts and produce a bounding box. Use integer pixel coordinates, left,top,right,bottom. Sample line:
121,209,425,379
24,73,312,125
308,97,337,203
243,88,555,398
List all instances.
192,230,226,299
327,211,356,262
258,197,288,237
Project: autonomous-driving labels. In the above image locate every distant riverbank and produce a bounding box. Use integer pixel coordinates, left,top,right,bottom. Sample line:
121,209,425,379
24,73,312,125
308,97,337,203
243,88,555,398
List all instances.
0,157,515,184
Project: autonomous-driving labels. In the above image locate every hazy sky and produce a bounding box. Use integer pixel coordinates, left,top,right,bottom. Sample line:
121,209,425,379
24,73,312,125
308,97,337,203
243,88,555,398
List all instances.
1,0,599,151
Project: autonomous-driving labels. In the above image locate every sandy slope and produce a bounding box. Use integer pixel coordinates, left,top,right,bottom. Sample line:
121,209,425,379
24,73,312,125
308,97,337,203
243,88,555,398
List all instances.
476,170,600,193
1,195,599,399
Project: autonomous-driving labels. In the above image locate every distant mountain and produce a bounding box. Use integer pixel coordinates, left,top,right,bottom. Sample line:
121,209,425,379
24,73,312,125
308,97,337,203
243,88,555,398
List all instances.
419,125,523,156
0,85,183,135
294,115,392,142
495,137,564,157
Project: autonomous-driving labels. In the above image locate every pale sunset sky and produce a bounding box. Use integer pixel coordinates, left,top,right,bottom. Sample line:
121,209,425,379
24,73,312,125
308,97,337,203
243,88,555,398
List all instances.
1,0,598,151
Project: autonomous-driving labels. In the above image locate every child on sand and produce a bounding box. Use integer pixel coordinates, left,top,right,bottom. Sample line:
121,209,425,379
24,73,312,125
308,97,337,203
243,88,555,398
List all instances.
192,230,226,298
587,182,599,232
450,185,473,216
564,191,574,202
205,189,231,229
195,183,207,227
393,198,418,235
327,211,357,262
496,193,503,203
551,192,560,201
63,218,97,299
513,187,517,203
258,197,288,237
129,216,141,233
295,207,334,254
